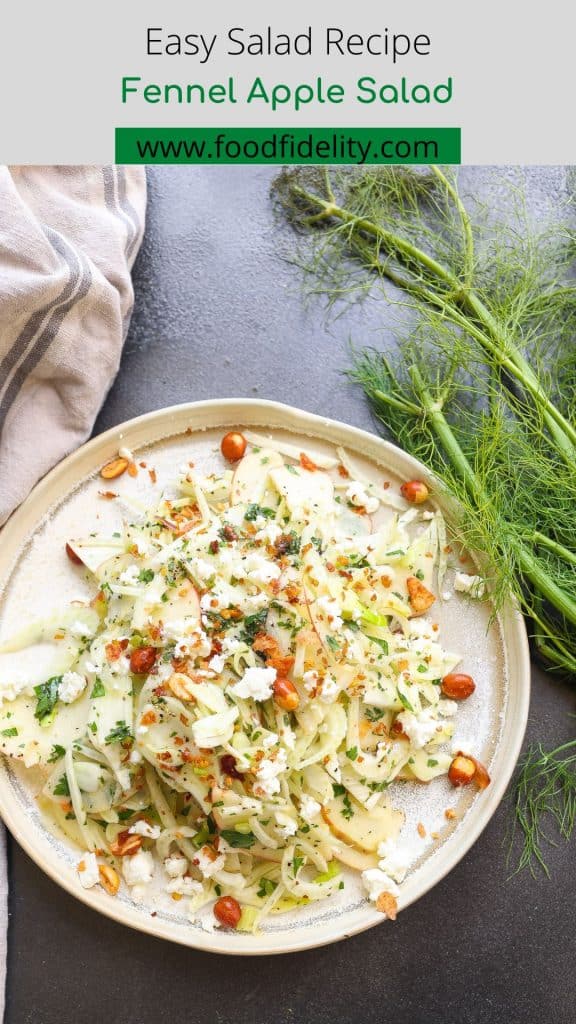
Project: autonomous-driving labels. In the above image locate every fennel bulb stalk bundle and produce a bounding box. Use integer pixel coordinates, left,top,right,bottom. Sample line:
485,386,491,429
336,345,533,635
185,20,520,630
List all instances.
274,165,576,874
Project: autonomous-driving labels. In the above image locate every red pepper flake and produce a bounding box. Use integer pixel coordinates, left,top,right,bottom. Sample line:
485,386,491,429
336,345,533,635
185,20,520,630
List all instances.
148,467,157,484
338,465,350,479
98,490,117,500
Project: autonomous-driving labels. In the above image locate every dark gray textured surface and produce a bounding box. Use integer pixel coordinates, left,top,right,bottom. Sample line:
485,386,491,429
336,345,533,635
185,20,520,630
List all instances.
6,166,576,1024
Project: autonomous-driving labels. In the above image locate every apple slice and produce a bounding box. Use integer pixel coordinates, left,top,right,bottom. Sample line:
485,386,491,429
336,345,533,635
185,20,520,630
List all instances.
331,842,379,872
66,538,125,575
230,449,284,506
149,578,200,626
269,465,334,521
321,797,404,853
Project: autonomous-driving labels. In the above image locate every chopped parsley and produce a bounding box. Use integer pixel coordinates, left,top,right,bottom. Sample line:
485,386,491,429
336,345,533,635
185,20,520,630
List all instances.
365,706,386,722
47,744,66,763
104,721,133,745
239,608,268,645
396,688,415,713
427,758,439,768
332,783,345,797
342,794,354,820
257,877,277,899
90,677,106,698
326,636,340,653
0,727,18,738
369,637,389,656
220,829,256,849
244,504,276,522
292,854,304,875
345,746,358,760
53,775,70,797
33,677,62,723
138,568,155,583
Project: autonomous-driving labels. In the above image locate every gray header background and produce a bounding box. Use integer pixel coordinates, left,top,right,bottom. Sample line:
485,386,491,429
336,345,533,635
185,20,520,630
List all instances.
2,0,571,163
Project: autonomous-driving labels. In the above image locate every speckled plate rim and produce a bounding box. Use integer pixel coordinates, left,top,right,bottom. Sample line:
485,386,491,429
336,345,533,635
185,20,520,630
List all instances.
0,398,530,955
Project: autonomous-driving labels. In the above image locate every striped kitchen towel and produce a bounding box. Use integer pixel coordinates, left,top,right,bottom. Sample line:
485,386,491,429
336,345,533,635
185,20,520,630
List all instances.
0,165,146,1021
0,165,147,527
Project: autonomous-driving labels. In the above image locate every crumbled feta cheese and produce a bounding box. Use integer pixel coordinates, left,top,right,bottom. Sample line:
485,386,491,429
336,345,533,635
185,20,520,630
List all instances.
421,510,435,520
68,619,95,639
376,839,410,884
119,446,134,462
59,671,87,704
129,749,143,765
0,675,30,704
166,876,203,897
255,749,288,797
361,867,400,904
110,655,130,677
453,572,486,598
119,565,140,586
299,793,321,822
208,654,225,673
128,820,161,839
166,620,211,660
302,670,319,694
442,591,452,601
346,481,380,514
230,666,277,701
191,706,239,748
193,845,225,879
220,636,244,658
275,812,298,838
315,595,343,630
164,855,188,878
241,553,282,585
77,852,100,889
224,505,245,527
397,708,441,749
122,849,155,887
319,673,339,704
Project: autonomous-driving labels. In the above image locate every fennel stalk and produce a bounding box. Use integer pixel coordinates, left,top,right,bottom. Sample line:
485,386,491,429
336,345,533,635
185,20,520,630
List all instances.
275,165,576,873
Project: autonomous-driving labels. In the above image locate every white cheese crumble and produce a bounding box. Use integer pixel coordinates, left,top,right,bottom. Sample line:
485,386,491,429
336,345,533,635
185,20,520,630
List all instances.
122,849,155,887
193,845,225,878
361,867,400,905
164,855,188,878
59,671,87,704
119,565,141,586
299,793,321,822
0,675,31,704
230,666,277,701
319,673,339,704
302,670,319,694
128,820,161,839
397,708,441,749
166,876,203,896
254,749,288,797
453,572,486,598
346,481,380,514
208,653,225,673
77,852,100,889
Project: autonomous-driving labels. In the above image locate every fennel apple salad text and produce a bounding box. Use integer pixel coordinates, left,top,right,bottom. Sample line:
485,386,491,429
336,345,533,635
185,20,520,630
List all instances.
0,430,490,932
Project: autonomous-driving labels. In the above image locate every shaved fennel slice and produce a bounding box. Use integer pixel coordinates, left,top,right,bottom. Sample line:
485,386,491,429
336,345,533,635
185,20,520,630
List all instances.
243,431,338,469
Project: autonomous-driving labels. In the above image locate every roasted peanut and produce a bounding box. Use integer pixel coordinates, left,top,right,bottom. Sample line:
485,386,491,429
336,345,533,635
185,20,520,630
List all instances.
129,645,157,675
98,863,120,895
213,895,242,929
100,457,129,480
448,753,477,787
376,891,398,920
441,672,476,700
110,830,142,857
273,676,300,712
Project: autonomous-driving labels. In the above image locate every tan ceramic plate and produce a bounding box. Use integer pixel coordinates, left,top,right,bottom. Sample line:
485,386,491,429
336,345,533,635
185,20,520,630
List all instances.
0,400,530,954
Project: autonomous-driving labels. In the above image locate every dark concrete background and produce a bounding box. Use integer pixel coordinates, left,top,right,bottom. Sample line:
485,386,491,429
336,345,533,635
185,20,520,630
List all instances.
6,166,576,1024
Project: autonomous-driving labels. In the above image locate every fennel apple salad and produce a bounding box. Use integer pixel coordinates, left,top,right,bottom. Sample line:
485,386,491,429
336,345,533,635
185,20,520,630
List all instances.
0,429,491,932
